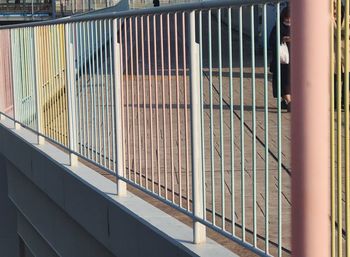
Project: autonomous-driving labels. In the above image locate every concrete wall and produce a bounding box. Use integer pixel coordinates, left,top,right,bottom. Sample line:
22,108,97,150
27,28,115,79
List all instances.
0,118,237,257
0,154,19,257
7,161,117,257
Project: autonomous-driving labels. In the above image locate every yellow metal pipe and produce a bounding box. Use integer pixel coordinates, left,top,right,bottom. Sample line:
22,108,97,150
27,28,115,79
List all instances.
53,25,61,144
57,25,65,146
336,0,343,255
50,25,57,143
345,0,350,255
60,24,69,147
40,26,48,137
49,25,58,143
40,26,46,134
35,27,42,133
39,27,45,135
55,25,62,146
42,27,48,138
63,24,69,147
49,26,57,143
45,26,52,140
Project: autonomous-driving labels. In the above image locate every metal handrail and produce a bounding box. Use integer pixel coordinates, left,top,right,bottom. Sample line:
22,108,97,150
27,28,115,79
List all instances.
0,0,280,29
0,1,291,256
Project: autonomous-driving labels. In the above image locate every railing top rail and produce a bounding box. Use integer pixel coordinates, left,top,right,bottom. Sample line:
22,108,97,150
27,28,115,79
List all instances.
0,0,281,30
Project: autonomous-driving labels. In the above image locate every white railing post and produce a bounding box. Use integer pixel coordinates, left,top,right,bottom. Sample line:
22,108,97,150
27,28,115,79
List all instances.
113,19,127,196
11,30,21,131
32,27,45,145
65,23,78,166
10,42,21,130
189,11,206,244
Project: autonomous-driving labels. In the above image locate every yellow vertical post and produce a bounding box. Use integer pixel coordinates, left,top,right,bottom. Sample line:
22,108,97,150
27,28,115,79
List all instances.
61,24,69,147
336,0,343,255
345,0,350,255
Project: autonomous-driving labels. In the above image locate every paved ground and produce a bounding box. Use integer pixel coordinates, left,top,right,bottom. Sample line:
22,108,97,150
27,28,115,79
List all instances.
119,13,291,256
76,13,292,256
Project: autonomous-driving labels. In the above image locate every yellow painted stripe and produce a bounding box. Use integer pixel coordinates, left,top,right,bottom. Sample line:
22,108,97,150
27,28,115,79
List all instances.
33,24,69,147
60,24,69,147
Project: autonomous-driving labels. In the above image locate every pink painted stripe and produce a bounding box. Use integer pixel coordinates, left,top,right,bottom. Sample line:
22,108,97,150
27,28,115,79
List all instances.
0,29,13,117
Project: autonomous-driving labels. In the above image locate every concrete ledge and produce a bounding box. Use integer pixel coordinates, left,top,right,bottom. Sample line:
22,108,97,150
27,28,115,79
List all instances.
0,118,238,257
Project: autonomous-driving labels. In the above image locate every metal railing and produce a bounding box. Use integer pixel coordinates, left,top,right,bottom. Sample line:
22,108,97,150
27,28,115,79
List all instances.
0,0,124,18
0,2,52,13
58,0,122,15
0,1,291,256
128,0,199,9
0,0,53,18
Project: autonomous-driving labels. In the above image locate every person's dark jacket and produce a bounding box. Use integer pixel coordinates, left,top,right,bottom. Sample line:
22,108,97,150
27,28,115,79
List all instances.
269,23,290,74
153,0,160,7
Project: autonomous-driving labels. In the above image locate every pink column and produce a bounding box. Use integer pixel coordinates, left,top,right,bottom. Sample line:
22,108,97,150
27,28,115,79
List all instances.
291,1,331,257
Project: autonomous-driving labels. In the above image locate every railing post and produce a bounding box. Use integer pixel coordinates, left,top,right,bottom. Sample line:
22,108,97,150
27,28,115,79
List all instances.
113,19,127,196
189,11,206,244
65,23,78,166
32,27,45,145
291,1,330,256
11,30,21,131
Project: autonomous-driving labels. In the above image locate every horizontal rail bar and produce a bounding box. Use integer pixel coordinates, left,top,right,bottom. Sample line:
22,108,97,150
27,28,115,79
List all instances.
0,0,285,30
0,2,292,255
0,109,276,257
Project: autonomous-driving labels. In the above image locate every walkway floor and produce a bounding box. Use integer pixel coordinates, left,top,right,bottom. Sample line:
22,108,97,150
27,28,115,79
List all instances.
120,13,291,256
77,12,292,256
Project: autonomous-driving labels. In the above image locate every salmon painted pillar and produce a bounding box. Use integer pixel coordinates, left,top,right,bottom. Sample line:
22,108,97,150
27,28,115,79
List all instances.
291,1,331,257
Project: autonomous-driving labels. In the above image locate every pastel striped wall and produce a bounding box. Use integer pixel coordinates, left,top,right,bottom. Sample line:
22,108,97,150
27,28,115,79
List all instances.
35,25,68,146
0,29,13,117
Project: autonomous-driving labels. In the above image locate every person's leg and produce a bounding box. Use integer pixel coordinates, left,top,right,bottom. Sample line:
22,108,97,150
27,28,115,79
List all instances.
272,72,278,98
283,94,291,103
283,94,292,112
281,64,291,110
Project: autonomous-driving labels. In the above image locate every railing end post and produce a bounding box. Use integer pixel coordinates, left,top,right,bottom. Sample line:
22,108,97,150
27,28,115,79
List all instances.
117,180,127,196
65,23,78,167
189,10,206,244
193,222,206,244
15,122,21,130
113,19,127,197
38,135,45,145
70,153,78,167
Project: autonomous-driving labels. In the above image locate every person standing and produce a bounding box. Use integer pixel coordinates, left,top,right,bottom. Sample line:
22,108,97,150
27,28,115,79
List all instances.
153,0,160,7
269,6,291,112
